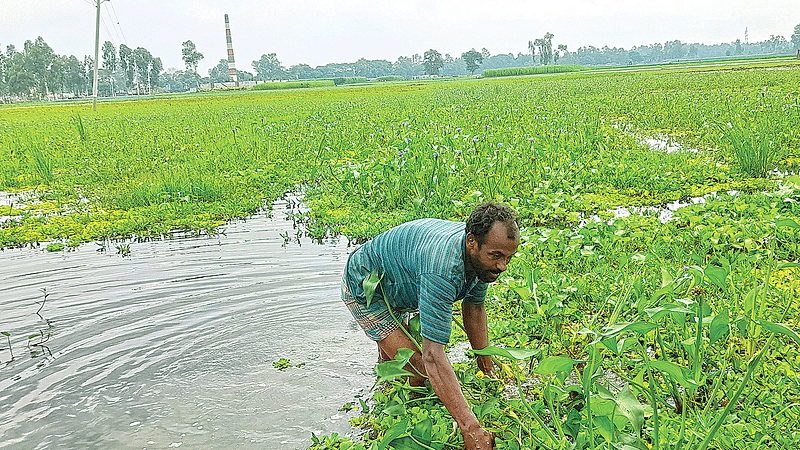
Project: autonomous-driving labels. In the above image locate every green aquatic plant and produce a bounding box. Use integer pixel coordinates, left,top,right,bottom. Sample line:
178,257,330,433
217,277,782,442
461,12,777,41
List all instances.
1,331,12,361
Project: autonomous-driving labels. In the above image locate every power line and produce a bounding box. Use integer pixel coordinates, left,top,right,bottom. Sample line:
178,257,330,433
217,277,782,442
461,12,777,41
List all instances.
103,3,123,45
108,1,128,45
101,17,116,47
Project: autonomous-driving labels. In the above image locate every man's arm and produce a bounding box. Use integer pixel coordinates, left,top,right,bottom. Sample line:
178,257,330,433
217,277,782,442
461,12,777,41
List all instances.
423,338,494,450
462,301,494,377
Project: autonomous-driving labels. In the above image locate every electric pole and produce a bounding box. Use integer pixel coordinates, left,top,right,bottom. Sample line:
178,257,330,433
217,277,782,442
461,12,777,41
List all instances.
93,0,109,111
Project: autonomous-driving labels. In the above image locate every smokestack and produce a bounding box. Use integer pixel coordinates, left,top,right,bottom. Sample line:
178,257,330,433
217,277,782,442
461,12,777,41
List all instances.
224,14,238,86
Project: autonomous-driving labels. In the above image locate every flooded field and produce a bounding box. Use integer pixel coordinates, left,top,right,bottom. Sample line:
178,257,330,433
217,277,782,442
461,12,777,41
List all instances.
0,200,375,449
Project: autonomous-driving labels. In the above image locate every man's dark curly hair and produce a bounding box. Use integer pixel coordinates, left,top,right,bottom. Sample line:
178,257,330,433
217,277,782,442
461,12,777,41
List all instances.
465,202,519,246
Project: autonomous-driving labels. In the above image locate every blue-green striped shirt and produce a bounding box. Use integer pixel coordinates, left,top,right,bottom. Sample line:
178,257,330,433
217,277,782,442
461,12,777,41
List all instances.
345,218,487,344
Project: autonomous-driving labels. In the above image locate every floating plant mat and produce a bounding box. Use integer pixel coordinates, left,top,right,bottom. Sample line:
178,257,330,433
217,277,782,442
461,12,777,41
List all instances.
0,199,376,449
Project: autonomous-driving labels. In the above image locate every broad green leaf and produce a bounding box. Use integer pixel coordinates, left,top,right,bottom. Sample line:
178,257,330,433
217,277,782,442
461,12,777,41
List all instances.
477,397,499,419
644,304,694,321
755,320,800,344
591,396,619,416
382,403,407,417
408,314,421,345
709,309,730,345
473,345,539,361
704,265,728,288
535,355,579,376
660,267,673,288
395,347,416,363
779,262,800,269
510,285,532,301
601,322,657,338
776,218,800,229
375,361,413,383
387,436,429,450
650,284,673,302
563,409,582,440
375,348,416,383
379,420,408,449
363,267,383,308
617,385,645,438
599,337,619,356
743,286,759,314
649,360,700,389
595,383,616,401
594,416,615,443
411,417,432,443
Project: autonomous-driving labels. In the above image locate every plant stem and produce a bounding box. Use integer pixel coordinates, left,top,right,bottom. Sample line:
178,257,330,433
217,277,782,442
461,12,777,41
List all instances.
513,371,560,446
694,294,703,383
695,334,773,450
37,288,48,317
383,296,423,353
2,332,12,360
640,344,660,449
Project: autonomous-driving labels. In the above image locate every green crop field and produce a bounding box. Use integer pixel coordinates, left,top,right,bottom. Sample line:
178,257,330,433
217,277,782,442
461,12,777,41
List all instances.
2,62,800,449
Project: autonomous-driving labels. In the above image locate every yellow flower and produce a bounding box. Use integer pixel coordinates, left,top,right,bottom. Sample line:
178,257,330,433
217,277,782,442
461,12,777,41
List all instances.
476,370,485,379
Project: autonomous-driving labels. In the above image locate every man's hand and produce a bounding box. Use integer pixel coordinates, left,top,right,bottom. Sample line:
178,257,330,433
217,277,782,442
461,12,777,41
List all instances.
463,302,494,378
462,423,495,450
476,354,494,378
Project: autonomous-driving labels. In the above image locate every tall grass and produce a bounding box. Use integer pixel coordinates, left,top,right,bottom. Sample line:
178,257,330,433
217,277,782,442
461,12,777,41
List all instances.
26,144,55,185
482,65,585,78
250,79,334,91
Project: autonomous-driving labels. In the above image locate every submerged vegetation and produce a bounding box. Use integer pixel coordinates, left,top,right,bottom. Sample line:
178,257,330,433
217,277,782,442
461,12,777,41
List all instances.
2,61,800,449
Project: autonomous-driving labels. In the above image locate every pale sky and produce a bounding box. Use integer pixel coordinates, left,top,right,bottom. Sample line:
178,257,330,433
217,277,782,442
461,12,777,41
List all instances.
1,0,797,74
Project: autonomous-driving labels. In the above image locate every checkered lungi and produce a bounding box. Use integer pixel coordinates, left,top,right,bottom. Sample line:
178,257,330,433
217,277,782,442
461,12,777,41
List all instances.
341,273,409,342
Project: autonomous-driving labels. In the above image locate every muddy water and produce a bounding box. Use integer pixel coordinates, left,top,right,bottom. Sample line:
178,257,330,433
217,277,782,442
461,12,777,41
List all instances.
0,200,376,449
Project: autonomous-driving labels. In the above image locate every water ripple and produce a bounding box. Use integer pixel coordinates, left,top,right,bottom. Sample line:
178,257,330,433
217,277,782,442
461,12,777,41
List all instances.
0,202,375,449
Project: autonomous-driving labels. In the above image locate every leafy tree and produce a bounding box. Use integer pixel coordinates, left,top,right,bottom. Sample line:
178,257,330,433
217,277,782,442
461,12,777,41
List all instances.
57,55,88,97
181,40,203,73
461,48,483,74
393,56,420,79
236,69,254,81
534,32,554,65
23,37,56,99
133,47,152,92
423,49,444,76
288,63,315,80
208,58,230,82
160,68,196,92
149,57,162,91
83,55,94,96
555,44,567,64
528,41,535,64
102,41,117,73
664,40,685,59
7,50,33,99
101,41,118,95
118,44,133,92
793,23,800,51
252,53,285,80
0,44,6,98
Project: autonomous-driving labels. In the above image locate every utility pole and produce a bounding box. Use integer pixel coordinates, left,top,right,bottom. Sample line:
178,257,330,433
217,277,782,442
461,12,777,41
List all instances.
92,0,109,111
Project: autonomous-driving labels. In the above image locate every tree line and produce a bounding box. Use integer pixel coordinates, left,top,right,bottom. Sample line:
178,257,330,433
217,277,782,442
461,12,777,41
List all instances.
2,24,799,102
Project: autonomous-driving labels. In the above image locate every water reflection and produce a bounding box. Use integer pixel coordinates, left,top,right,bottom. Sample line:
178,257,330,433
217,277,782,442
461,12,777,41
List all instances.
0,200,375,449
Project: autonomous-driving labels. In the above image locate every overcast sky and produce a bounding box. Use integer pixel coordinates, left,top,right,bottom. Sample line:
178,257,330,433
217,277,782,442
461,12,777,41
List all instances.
2,0,797,74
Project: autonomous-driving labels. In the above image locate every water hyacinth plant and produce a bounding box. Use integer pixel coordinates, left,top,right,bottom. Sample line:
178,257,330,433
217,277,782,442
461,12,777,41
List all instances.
1,60,799,449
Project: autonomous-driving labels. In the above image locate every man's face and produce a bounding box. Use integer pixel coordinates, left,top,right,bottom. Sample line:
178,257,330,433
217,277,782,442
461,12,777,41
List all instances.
466,221,519,283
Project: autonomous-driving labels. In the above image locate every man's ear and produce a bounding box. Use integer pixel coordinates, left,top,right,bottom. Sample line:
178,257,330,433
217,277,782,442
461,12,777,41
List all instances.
466,233,477,251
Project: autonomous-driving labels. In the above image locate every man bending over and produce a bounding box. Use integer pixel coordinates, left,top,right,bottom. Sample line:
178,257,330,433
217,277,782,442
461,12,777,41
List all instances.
342,202,520,450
